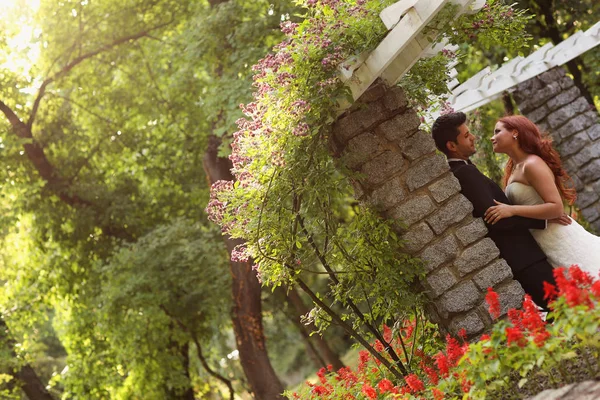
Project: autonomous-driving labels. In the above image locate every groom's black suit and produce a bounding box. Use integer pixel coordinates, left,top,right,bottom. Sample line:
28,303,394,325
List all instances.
449,160,556,309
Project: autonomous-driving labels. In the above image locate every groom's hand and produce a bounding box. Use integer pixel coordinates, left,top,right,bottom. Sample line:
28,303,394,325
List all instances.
548,214,572,226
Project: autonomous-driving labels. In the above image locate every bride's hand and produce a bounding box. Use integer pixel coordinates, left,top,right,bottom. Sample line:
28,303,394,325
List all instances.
484,200,514,224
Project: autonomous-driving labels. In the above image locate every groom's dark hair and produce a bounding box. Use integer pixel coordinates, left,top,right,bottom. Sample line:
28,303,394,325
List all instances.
431,112,467,156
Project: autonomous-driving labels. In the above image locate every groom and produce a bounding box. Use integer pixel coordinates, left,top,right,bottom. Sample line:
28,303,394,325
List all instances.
431,112,564,311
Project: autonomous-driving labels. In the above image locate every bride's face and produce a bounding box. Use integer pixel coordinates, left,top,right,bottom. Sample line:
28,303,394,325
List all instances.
491,122,517,154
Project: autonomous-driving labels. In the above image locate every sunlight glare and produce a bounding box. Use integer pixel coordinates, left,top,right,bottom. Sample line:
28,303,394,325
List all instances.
0,0,41,84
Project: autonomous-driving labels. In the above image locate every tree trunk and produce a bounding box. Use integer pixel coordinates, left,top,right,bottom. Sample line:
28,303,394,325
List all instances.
202,134,284,400
0,317,55,400
284,287,344,371
179,343,196,400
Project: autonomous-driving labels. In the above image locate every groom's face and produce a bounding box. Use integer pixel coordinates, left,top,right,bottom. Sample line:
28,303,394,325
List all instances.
448,124,476,159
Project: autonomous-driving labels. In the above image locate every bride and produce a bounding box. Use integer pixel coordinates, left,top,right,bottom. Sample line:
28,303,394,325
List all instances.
484,115,600,277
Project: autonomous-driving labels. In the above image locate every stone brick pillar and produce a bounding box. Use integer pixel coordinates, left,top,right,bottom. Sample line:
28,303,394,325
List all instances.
330,82,524,338
513,67,600,231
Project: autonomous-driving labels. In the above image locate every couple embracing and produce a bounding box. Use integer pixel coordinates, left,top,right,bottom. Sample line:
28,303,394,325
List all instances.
432,112,600,311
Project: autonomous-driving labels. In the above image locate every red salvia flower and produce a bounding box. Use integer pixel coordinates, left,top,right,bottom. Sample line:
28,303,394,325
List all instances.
485,287,501,318
458,328,467,341
432,388,445,400
591,281,600,298
434,352,449,377
361,383,377,399
374,340,384,352
568,265,593,287
507,308,525,330
317,367,327,384
377,378,394,393
404,374,425,393
480,334,490,341
543,281,558,301
423,365,439,385
533,329,551,347
383,324,393,343
505,326,526,347
445,334,464,365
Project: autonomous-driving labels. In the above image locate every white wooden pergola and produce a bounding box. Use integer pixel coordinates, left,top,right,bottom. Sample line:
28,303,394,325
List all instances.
339,0,600,116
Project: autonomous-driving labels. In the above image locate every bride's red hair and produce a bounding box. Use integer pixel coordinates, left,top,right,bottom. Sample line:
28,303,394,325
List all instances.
499,115,576,205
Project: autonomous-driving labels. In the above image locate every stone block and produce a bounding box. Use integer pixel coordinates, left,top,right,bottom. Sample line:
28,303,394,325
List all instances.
419,234,459,272
569,141,600,169
547,107,574,129
334,112,366,143
518,81,561,113
454,238,500,276
513,78,543,103
428,173,461,203
383,86,408,111
439,281,480,314
351,180,364,199
495,280,525,317
571,174,584,192
538,68,564,85
426,195,473,235
579,159,600,184
399,130,437,161
546,86,580,111
361,151,404,187
472,259,513,290
557,75,575,90
342,132,384,169
585,124,600,141
368,176,405,212
581,204,600,223
400,222,435,253
405,154,449,192
386,195,435,227
569,97,593,115
527,104,549,124
555,112,597,140
455,219,488,246
559,131,588,157
359,82,387,103
376,111,421,142
426,267,458,298
576,189,599,209
449,311,485,337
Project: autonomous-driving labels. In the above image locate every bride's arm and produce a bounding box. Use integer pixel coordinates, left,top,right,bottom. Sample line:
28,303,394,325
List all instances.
485,157,564,223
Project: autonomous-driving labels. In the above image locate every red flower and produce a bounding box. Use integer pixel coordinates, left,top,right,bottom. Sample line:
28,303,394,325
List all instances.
479,334,490,341
377,378,394,393
533,329,551,347
383,324,393,343
591,281,600,298
507,308,524,330
434,352,449,377
568,265,593,287
432,388,445,400
505,326,526,347
404,374,425,393
361,383,377,399
312,384,331,395
543,281,558,301
458,328,467,341
521,295,545,332
485,287,501,318
461,377,473,393
423,365,439,385
374,340,384,352
317,367,326,383
445,334,464,365
358,350,370,372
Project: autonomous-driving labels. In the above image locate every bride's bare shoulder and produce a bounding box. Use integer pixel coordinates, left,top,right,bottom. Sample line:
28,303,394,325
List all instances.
523,154,553,177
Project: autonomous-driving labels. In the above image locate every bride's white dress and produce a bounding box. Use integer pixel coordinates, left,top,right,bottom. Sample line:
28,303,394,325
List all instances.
506,182,600,278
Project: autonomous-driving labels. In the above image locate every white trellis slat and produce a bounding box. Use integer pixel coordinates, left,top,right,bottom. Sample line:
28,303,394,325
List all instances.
447,20,600,113
339,0,485,107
